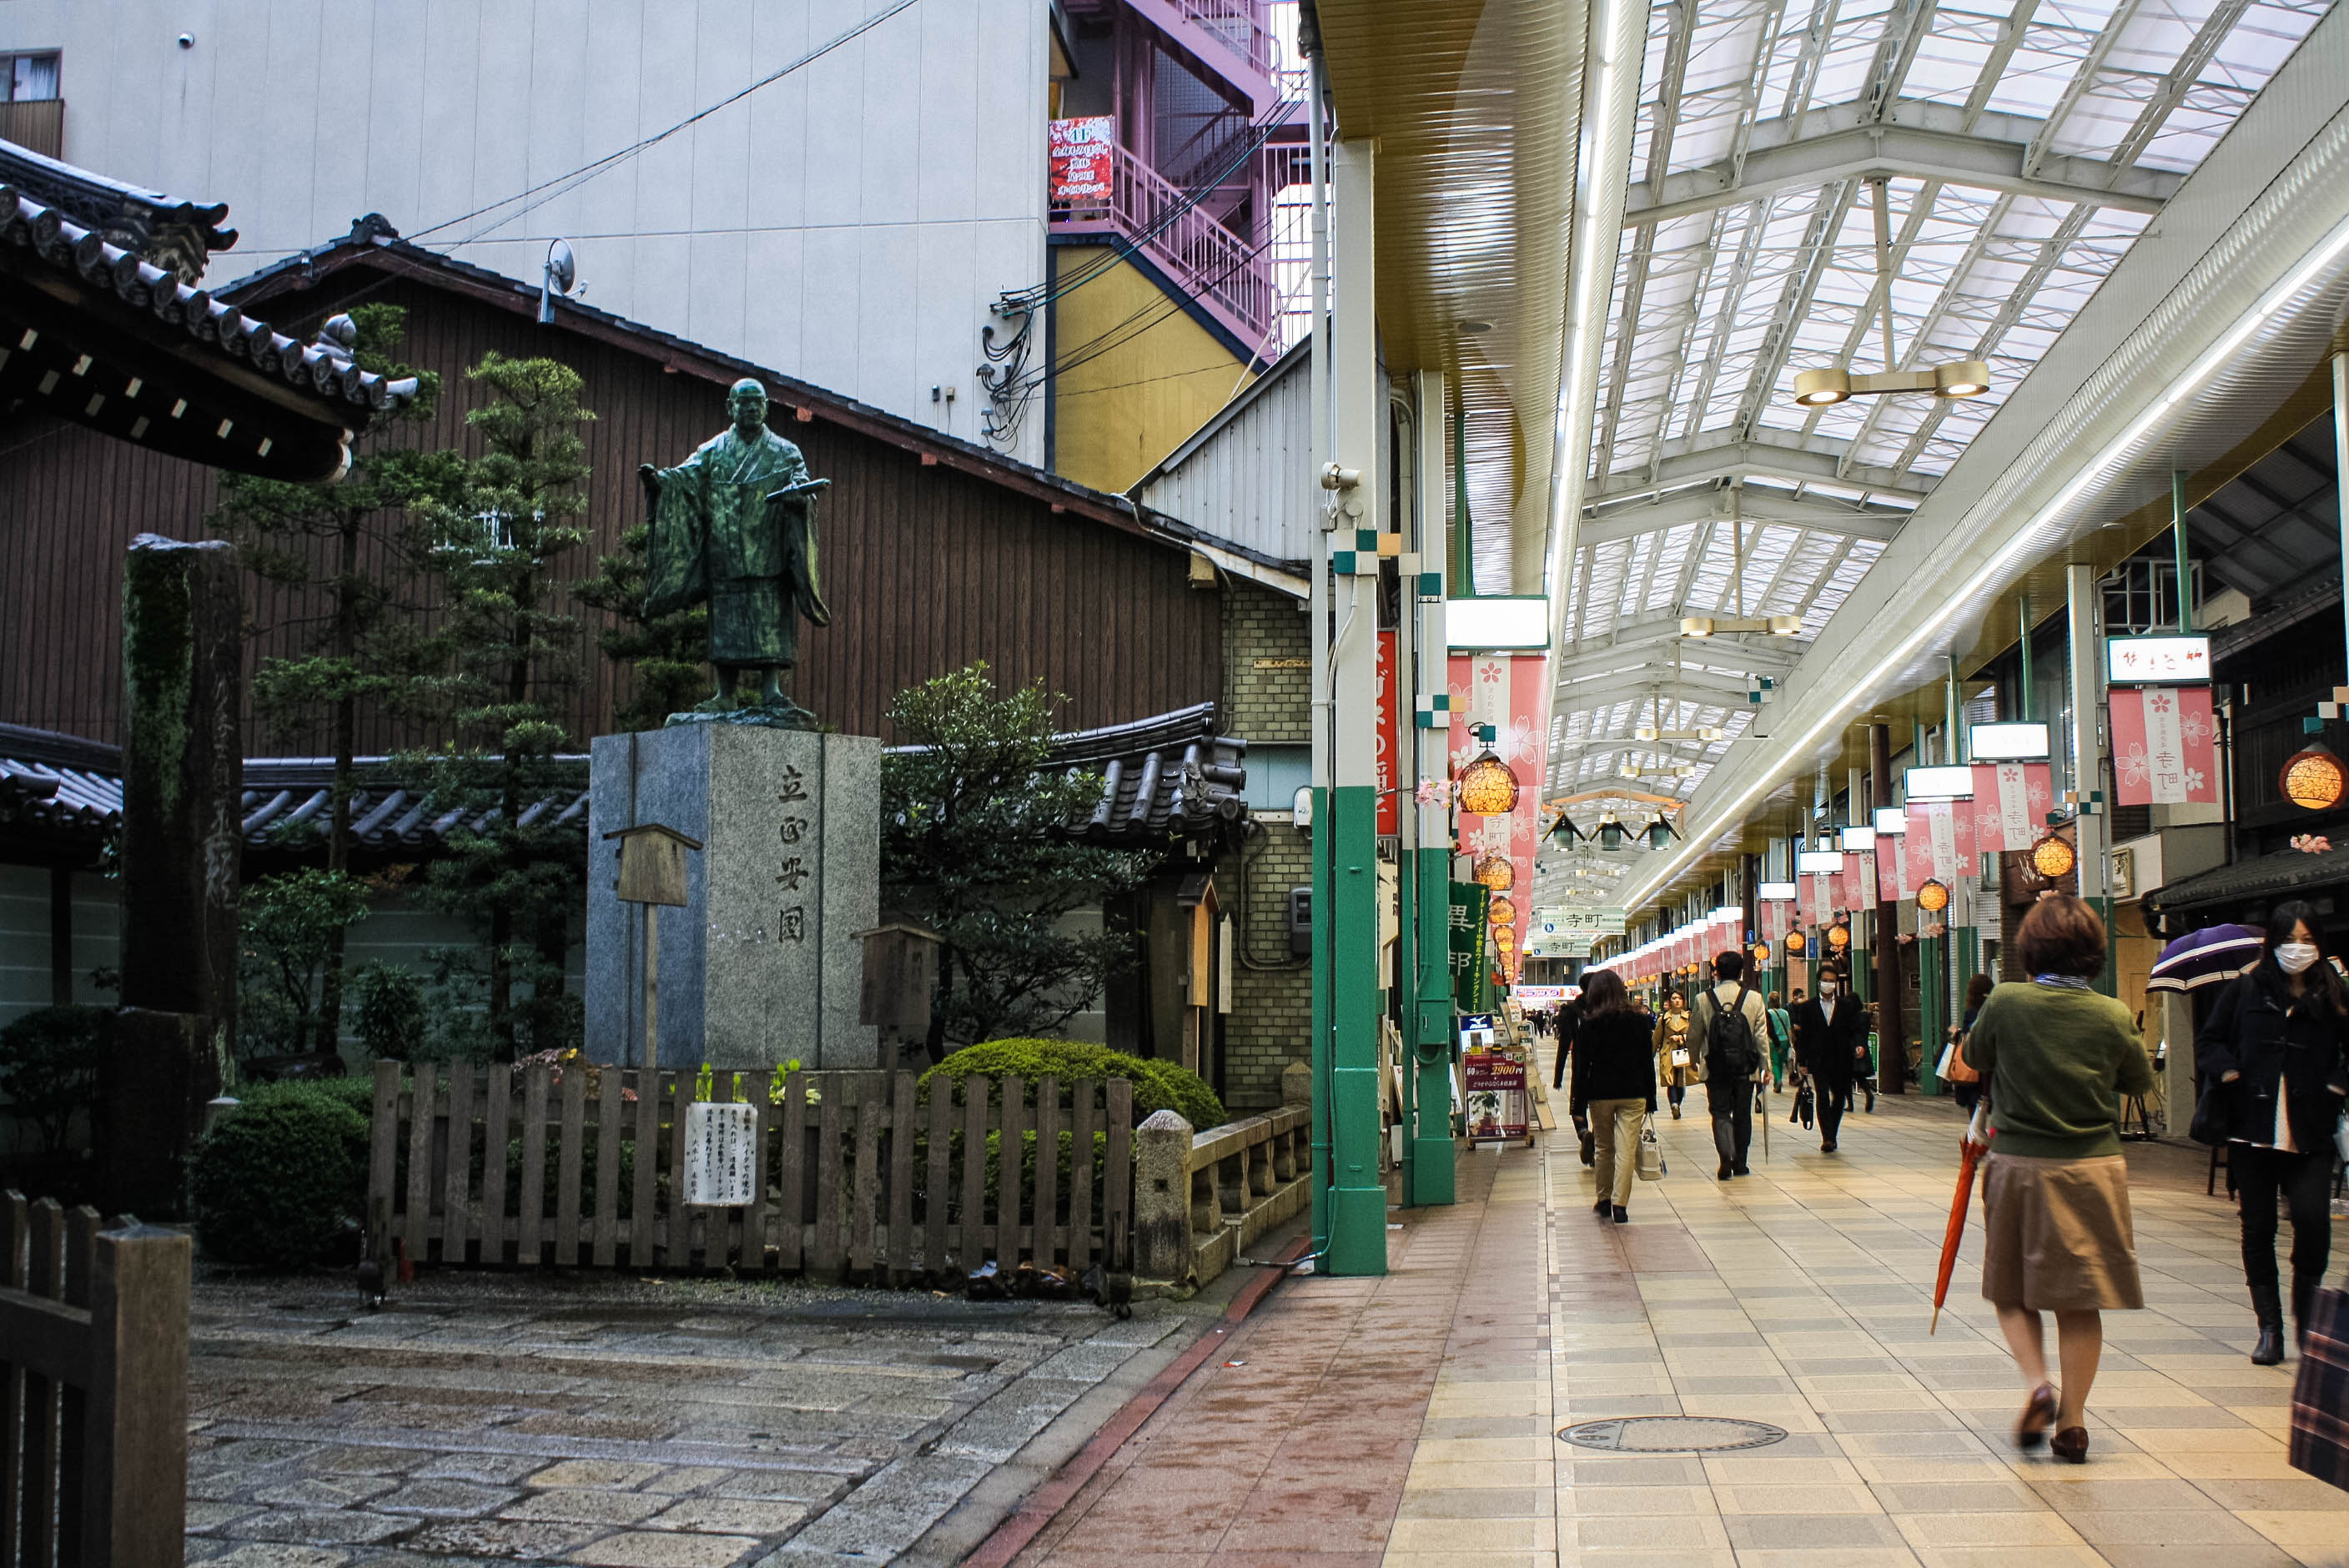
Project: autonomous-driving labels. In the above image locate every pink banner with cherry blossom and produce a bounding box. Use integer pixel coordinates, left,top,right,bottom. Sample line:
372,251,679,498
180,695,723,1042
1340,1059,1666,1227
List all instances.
1969,762,2055,852
2110,686,2219,807
1448,652,1554,966
1877,836,1903,900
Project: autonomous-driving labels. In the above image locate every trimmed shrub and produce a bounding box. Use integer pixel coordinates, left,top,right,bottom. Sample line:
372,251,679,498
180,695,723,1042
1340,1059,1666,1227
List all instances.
190,1082,370,1268
0,1004,103,1153
921,1038,1225,1131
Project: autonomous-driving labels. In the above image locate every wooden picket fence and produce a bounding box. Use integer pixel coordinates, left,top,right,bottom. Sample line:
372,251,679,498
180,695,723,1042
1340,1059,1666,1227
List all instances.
0,1194,191,1568
368,1062,1134,1279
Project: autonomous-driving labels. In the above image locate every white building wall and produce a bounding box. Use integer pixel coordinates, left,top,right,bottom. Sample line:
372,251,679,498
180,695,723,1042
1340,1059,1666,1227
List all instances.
1135,347,1316,566
0,0,1050,463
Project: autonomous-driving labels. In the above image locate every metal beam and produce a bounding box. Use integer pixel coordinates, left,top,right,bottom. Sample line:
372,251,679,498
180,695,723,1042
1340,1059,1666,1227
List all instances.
1624,98,2183,225
1552,619,1802,682
1582,490,1910,544
1556,672,1761,710
1592,429,1934,502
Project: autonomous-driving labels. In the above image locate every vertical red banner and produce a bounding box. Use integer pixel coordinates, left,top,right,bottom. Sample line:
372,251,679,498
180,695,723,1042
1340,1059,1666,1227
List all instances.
1376,630,1398,837
2110,686,2220,806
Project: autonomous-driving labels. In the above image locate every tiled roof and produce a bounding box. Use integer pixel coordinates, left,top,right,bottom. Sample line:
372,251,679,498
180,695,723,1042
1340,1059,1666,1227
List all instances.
2,707,1246,855
0,175,418,420
0,725,586,853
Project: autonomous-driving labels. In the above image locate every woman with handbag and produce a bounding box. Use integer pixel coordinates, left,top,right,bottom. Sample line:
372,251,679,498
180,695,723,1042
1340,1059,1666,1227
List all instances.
2195,901,2349,1365
1653,991,1698,1118
1944,973,1994,1113
1964,893,2156,1464
1571,969,1656,1224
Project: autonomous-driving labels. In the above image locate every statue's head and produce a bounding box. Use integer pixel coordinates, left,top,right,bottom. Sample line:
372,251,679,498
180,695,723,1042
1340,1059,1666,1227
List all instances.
727,378,768,431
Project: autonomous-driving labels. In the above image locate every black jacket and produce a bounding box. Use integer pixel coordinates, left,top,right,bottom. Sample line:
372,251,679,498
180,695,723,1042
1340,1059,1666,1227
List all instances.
2196,968,2349,1153
1793,994,1869,1086
1551,999,1583,1088
1570,1009,1657,1116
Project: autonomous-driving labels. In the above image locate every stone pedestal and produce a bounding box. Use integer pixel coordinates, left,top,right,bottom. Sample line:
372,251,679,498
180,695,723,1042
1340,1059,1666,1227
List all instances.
587,726,878,1069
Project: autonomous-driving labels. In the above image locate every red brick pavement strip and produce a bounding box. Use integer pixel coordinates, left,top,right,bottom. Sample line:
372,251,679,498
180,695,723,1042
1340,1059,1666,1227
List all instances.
963,1230,1315,1568
1007,1154,1507,1567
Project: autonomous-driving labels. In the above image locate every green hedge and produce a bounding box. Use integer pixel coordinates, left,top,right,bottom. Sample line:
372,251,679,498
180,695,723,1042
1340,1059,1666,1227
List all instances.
189,1080,370,1268
920,1038,1225,1131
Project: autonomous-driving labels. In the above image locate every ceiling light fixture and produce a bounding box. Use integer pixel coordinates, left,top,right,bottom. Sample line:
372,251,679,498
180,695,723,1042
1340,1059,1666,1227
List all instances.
1679,615,1802,637
1791,359,1992,407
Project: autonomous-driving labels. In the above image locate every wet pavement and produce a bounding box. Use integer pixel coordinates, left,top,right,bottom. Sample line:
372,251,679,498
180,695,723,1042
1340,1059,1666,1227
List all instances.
184,1270,1209,1566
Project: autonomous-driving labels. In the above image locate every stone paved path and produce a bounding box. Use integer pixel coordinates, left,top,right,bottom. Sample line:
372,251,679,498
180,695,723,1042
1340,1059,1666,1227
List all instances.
183,1271,1205,1566
1012,1080,2348,1568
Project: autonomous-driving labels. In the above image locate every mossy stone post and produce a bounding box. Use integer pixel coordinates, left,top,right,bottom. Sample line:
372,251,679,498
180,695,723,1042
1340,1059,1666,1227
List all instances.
105,534,240,1214
1133,1108,1194,1284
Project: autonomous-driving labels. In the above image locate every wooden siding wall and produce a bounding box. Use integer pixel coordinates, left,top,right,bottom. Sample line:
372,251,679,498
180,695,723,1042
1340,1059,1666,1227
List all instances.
0,273,1220,751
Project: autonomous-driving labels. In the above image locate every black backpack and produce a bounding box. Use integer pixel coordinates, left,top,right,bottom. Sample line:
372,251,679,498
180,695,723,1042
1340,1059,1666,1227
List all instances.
1704,984,1759,1078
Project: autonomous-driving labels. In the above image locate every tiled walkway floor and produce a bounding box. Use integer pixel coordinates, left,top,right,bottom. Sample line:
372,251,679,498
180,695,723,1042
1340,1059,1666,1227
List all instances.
1021,1074,2348,1568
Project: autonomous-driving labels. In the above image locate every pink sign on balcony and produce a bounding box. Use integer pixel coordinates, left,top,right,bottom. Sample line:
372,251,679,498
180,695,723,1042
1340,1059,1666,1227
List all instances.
1049,117,1114,205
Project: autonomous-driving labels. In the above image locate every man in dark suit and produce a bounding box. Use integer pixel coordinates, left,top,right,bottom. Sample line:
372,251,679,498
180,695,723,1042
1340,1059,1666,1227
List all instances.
1550,996,1591,1164
1792,966,1870,1152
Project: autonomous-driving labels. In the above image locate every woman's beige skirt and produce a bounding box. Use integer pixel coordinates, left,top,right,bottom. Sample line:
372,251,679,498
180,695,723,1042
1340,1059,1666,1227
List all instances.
1979,1152,2143,1312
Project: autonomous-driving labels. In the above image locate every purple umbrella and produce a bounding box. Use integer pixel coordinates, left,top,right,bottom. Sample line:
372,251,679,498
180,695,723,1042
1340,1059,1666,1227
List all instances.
2146,923,2265,996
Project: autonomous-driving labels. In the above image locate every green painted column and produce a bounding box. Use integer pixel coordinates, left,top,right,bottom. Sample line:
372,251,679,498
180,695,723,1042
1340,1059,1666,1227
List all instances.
1411,844,1456,1205
1326,783,1390,1272
1308,782,1332,1254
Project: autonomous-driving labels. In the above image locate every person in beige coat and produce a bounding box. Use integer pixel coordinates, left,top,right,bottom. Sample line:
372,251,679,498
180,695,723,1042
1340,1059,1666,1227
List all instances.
1652,991,1698,1118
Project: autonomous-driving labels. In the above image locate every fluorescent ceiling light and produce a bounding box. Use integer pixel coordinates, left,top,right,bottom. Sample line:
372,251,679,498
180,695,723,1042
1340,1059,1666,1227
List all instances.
1839,826,1876,852
1797,850,1843,873
1906,766,1975,800
1446,595,1549,651
1623,204,2349,917
1970,721,2051,761
1874,807,1907,834
1758,881,1798,899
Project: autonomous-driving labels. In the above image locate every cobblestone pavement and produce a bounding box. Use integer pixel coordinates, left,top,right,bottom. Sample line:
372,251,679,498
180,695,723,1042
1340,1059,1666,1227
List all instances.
183,1270,1206,1567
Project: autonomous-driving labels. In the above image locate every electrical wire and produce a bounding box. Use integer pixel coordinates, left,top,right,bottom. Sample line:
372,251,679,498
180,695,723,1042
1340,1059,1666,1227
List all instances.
406,0,924,251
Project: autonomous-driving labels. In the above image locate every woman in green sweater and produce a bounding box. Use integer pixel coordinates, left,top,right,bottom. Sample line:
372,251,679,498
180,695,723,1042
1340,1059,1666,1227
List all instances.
1963,893,2155,1465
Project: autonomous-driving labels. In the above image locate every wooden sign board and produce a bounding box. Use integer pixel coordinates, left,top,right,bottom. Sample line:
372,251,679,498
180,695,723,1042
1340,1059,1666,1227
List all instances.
606,822,702,907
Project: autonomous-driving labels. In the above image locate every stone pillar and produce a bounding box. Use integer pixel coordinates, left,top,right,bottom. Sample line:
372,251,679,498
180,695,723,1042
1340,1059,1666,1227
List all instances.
118,535,242,1028
586,725,878,1068
1133,1108,1195,1283
106,535,240,1216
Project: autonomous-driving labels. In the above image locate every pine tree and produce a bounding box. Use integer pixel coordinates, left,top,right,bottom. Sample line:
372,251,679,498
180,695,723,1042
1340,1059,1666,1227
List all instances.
209,305,460,1055
881,663,1155,1051
412,353,596,1060
574,520,712,731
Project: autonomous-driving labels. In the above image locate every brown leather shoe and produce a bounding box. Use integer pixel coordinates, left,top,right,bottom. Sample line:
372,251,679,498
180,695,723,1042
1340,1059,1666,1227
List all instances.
2014,1383,2056,1450
2050,1426,2089,1464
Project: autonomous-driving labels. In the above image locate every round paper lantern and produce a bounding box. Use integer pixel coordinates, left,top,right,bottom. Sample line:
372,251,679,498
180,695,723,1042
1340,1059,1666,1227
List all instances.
1488,896,1517,927
1474,853,1516,892
1457,750,1521,817
1784,931,1806,955
2281,746,2346,812
1828,923,1850,950
1918,879,1951,913
1751,942,1771,964
1494,926,1517,953
2030,832,2077,881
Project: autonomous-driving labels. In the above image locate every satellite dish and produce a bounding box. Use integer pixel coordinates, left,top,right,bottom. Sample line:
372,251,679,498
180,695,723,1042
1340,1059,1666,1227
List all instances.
539,239,576,324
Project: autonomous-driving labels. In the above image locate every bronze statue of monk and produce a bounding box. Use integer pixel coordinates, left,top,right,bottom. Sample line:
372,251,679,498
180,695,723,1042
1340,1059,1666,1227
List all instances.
639,378,832,727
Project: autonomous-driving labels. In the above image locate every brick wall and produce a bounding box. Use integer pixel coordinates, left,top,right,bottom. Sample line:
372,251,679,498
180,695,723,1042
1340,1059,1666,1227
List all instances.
1217,575,1311,1111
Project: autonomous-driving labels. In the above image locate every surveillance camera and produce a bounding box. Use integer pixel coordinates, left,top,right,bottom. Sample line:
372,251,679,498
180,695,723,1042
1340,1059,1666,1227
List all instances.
178,33,194,48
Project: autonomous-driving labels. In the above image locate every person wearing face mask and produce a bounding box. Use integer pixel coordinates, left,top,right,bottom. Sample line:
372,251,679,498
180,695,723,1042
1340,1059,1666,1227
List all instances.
1793,965,1869,1152
2195,901,2349,1365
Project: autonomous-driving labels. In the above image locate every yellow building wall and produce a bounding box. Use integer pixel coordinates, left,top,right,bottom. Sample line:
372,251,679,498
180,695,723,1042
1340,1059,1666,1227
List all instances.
1052,245,1256,494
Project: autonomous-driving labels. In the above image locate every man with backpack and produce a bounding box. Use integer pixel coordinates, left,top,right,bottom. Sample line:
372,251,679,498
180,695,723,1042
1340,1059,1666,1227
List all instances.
1697,949,1772,1180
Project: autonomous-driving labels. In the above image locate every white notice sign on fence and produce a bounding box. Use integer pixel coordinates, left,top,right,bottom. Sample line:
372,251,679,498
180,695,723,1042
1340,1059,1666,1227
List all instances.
682,1101,758,1207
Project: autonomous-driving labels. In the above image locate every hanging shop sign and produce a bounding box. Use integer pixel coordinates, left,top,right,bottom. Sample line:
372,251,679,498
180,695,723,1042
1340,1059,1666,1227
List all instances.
1841,851,1872,912
1969,761,2055,852
1449,882,1491,1013
2109,685,2219,807
2106,634,2211,686
1877,835,1902,901
1376,631,1399,836
1049,116,1114,204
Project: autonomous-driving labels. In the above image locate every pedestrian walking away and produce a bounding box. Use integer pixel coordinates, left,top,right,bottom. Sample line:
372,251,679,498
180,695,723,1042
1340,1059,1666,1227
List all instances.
1551,993,1593,1166
1767,990,1793,1092
1964,893,2156,1465
1570,969,1656,1224
1793,965,1868,1153
1948,973,1994,1113
1653,991,1696,1118
1694,950,1770,1179
2194,899,2349,1365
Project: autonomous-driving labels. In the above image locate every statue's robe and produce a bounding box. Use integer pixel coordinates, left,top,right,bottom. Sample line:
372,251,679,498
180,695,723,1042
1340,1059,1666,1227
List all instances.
641,426,831,666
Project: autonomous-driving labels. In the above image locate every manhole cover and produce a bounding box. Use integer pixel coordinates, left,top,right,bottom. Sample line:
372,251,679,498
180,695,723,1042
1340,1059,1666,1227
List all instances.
1557,1416,1787,1453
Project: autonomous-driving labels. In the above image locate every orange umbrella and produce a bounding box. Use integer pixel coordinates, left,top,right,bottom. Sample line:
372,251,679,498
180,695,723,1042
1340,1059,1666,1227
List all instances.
1929,1103,1995,1335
